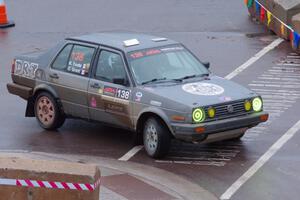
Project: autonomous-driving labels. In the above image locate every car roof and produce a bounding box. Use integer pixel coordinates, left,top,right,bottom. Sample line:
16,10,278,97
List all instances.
66,32,180,52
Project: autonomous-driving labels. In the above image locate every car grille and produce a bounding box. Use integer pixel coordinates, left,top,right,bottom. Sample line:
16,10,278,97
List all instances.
204,99,253,122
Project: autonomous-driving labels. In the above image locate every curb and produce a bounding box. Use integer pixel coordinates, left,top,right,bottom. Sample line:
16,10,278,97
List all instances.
0,151,217,200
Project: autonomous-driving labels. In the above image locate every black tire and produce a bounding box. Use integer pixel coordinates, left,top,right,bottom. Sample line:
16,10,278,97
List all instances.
143,117,171,158
34,92,65,130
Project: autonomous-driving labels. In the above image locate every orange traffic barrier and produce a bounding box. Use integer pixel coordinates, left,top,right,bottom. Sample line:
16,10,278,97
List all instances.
0,0,14,28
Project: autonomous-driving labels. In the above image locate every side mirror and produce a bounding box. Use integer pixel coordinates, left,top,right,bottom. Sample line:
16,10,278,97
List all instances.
113,77,128,86
203,62,210,69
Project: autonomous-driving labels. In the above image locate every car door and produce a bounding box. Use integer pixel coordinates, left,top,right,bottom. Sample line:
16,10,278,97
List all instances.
88,48,133,129
48,42,97,119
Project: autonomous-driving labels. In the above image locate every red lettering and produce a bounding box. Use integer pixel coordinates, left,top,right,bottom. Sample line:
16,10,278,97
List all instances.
130,52,144,59
146,49,161,56
71,52,85,62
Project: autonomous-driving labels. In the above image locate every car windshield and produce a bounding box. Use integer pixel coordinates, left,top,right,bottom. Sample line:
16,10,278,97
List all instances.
127,45,209,85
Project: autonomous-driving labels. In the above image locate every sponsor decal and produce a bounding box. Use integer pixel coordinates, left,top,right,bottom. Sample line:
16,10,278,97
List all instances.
81,64,89,75
68,60,83,68
15,60,39,78
150,100,162,107
160,46,184,52
105,103,124,113
71,51,85,62
67,61,90,76
90,97,97,108
129,46,183,60
145,49,161,56
182,82,224,96
130,52,144,59
103,86,130,100
103,86,117,97
135,92,143,102
219,96,232,102
67,61,83,74
67,50,90,76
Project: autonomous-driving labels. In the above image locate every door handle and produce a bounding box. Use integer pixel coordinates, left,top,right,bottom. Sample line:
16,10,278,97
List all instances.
90,83,101,89
49,73,59,79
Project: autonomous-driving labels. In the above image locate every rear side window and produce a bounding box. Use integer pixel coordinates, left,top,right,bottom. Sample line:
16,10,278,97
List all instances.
67,45,95,76
95,50,127,83
52,44,72,70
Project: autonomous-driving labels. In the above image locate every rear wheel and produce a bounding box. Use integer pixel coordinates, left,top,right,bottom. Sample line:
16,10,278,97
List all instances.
34,92,65,130
143,117,171,158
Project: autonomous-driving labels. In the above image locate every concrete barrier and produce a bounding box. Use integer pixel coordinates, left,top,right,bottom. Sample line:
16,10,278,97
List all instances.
246,0,300,53
0,156,101,200
248,0,300,40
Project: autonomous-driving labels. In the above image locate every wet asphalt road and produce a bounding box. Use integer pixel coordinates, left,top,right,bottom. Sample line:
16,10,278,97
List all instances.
1,0,300,199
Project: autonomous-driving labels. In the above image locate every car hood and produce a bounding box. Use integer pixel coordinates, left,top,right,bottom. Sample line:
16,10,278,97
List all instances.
139,75,257,109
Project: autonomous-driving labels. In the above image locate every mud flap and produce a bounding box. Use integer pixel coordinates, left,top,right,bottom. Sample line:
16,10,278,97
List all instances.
25,98,35,117
132,130,143,145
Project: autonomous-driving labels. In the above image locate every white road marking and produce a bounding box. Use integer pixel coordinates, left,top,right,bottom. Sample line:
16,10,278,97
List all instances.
277,63,300,66
167,156,231,161
287,55,300,58
225,38,284,80
118,145,143,161
220,120,300,200
155,160,226,167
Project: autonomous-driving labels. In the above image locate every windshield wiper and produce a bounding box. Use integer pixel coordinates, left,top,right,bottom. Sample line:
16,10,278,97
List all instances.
174,73,209,81
141,77,182,85
141,77,167,85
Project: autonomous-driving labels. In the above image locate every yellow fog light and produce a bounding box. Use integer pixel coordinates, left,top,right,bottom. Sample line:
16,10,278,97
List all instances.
252,97,263,112
192,108,205,123
244,100,252,111
207,107,216,118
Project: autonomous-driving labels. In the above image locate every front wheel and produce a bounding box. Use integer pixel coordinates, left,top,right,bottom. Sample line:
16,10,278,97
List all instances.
34,92,65,130
143,117,171,158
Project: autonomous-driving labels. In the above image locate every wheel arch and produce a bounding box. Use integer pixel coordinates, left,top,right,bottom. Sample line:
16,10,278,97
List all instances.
33,84,59,99
25,84,60,117
136,108,174,142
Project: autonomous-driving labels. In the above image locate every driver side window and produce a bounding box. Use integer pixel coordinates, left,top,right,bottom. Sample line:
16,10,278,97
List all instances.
95,50,127,85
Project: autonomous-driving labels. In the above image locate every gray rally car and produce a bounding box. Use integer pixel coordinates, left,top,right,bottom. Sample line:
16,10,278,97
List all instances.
7,32,269,158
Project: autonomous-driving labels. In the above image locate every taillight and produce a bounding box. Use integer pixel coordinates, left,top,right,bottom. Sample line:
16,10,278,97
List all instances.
11,59,15,74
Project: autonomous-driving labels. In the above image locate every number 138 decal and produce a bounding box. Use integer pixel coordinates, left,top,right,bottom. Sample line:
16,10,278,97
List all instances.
116,89,130,100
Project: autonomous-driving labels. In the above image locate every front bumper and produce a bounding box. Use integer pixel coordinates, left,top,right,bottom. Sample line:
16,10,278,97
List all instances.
171,111,268,142
7,83,33,100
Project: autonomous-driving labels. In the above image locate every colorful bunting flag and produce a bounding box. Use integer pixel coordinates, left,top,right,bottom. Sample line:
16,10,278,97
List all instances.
260,7,265,22
247,0,253,8
293,32,300,48
267,11,272,26
281,23,285,36
244,0,248,6
290,31,294,42
255,1,260,16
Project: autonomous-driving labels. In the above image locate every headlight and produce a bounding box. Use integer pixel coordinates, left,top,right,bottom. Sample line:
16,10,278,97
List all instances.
192,108,205,123
207,107,216,118
244,100,252,111
252,97,263,112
